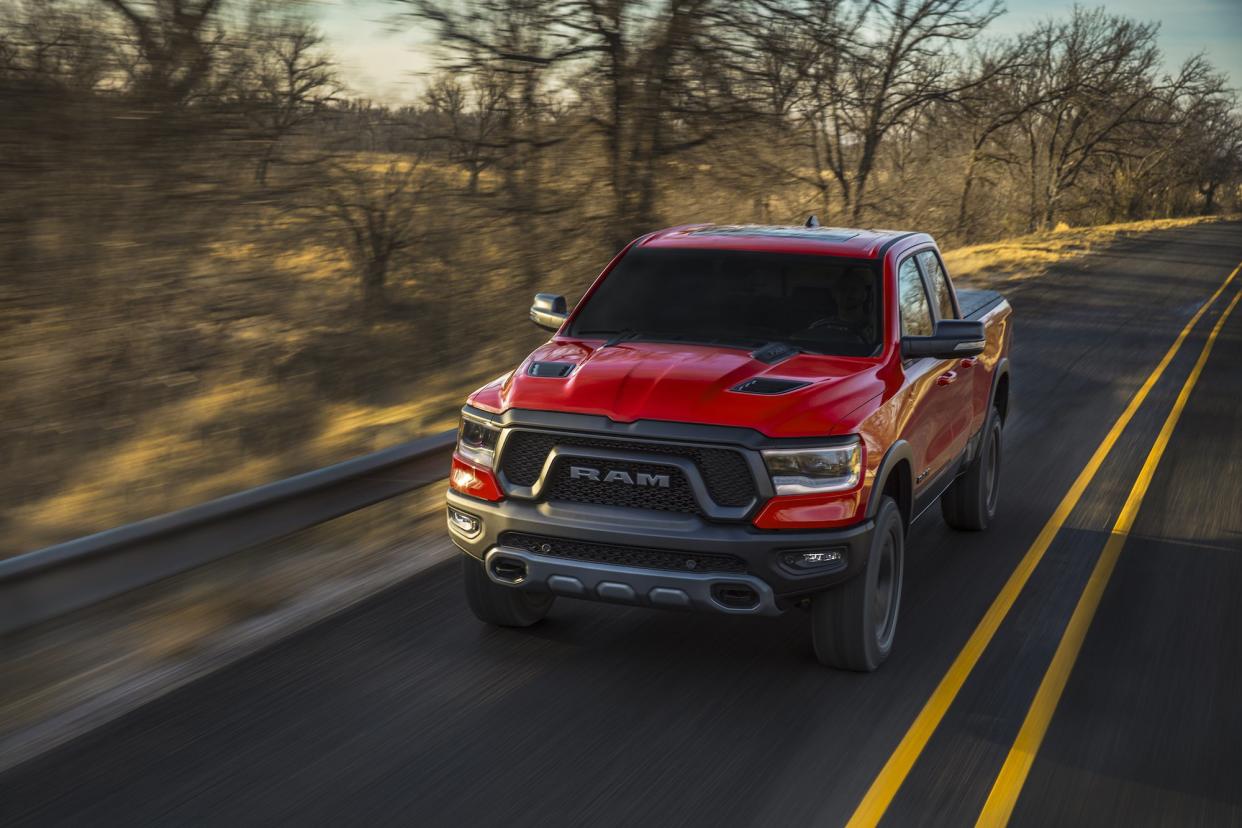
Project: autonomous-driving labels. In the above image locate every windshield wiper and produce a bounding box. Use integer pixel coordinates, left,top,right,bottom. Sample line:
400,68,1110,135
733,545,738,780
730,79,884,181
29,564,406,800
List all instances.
603,329,643,347
577,329,687,348
749,341,804,364
570,328,639,347
577,330,805,359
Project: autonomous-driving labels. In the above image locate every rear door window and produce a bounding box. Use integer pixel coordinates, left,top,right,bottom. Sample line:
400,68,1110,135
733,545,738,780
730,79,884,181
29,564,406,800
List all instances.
917,250,957,320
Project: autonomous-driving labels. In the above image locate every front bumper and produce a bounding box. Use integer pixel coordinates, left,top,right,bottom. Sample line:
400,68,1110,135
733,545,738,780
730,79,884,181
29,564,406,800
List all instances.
484,546,783,615
447,490,875,614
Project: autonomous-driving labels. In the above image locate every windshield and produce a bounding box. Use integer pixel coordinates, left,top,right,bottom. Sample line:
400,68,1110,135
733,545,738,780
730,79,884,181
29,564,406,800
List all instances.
568,247,882,357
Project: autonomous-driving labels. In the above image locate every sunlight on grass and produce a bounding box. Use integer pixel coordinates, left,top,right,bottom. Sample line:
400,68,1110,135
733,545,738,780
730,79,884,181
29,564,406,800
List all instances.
8,380,288,549
944,215,1234,282
7,367,488,555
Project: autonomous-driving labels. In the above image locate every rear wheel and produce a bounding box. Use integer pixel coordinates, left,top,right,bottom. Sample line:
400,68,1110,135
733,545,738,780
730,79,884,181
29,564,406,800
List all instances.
462,555,554,627
811,496,904,671
941,407,1003,531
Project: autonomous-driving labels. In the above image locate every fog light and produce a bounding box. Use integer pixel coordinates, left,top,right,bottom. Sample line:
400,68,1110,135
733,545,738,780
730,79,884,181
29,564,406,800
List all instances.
447,506,481,538
780,548,846,572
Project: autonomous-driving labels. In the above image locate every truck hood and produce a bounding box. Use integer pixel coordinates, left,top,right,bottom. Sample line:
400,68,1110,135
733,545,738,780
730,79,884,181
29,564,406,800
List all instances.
469,339,887,438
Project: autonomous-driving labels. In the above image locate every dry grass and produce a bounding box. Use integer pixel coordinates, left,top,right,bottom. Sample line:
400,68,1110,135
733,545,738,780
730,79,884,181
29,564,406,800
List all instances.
4,211,1233,556
942,215,1235,284
4,367,495,553
0,199,541,556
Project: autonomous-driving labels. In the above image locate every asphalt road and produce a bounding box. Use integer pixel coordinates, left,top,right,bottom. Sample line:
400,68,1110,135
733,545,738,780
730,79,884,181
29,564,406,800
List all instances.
4,221,1242,827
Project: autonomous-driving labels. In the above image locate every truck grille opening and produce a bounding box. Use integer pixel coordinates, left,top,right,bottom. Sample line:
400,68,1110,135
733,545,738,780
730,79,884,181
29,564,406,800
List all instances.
543,457,700,514
489,555,528,584
711,584,760,609
500,532,748,574
499,431,757,513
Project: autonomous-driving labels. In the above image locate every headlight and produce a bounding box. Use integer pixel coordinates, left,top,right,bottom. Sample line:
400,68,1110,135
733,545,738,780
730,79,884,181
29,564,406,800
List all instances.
457,414,500,469
762,438,862,495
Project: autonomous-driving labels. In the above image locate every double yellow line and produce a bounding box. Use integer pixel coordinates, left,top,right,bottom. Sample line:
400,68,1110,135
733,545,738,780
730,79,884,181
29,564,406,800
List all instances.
848,261,1242,828
975,282,1242,825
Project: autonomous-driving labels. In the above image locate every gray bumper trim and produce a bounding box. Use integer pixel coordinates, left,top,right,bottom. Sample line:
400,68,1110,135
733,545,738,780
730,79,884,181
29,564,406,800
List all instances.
484,547,781,616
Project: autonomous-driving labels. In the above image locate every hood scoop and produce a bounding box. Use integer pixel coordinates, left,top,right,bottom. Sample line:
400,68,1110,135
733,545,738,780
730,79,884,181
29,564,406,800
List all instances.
528,361,575,378
731,377,810,395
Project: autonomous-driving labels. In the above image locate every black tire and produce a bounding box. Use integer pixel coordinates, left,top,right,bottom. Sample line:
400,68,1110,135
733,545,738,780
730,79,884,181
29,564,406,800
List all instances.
462,555,554,627
811,496,904,671
940,407,1003,531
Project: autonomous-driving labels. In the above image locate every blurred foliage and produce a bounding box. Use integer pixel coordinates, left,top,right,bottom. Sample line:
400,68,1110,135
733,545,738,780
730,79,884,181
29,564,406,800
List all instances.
0,0,1239,554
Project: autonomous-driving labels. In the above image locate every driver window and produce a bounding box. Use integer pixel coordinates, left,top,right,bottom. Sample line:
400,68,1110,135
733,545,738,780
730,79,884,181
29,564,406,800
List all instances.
917,250,957,320
898,257,933,337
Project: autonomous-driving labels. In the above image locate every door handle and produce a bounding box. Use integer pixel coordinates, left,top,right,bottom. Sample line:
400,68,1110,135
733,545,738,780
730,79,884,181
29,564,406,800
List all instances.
959,358,977,369
937,371,957,386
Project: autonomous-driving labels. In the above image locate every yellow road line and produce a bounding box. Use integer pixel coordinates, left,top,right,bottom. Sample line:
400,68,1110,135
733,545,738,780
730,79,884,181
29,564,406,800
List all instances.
975,285,1242,827
845,261,1242,828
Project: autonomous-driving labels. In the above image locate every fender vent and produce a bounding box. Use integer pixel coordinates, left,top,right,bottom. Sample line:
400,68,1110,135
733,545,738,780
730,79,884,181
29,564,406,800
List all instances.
731,377,810,395
528,361,575,378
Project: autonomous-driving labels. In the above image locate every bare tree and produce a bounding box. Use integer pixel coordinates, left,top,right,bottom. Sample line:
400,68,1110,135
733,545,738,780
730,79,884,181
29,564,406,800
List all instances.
296,153,439,314
233,17,341,186
395,0,593,286
566,0,759,246
740,0,1005,224
744,0,861,219
1010,9,1187,229
0,0,114,92
1188,103,1242,215
98,0,224,105
422,72,505,195
949,40,1061,237
839,0,1004,222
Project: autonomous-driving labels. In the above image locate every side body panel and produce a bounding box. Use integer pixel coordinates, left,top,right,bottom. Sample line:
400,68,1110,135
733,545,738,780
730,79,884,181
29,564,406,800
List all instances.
852,239,1011,523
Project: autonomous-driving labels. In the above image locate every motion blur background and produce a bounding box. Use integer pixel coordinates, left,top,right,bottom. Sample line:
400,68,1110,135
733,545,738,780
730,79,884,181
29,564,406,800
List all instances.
2,0,1239,557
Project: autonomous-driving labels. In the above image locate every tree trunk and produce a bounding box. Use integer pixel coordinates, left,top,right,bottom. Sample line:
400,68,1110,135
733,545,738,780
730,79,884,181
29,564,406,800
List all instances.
806,120,835,222
850,132,881,224
1202,182,1218,215
605,26,630,252
1025,129,1040,233
254,143,274,187
849,177,867,224
1042,183,1060,229
362,257,387,315
956,149,981,239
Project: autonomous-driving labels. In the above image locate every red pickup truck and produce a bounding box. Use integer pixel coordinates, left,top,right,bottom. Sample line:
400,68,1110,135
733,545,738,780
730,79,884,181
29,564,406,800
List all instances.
446,223,1012,670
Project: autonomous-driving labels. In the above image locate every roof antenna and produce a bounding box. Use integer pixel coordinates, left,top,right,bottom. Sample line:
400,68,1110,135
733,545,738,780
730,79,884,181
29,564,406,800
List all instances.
805,215,820,228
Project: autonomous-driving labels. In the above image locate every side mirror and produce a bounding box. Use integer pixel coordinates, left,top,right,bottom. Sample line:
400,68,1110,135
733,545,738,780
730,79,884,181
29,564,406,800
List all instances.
530,293,568,332
902,319,985,360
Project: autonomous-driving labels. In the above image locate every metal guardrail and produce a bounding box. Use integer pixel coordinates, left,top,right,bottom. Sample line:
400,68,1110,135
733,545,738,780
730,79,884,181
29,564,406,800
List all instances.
0,430,457,635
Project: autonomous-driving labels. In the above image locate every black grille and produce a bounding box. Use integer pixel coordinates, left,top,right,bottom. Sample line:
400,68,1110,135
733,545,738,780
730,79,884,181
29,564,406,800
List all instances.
501,532,748,574
499,431,756,508
543,457,699,513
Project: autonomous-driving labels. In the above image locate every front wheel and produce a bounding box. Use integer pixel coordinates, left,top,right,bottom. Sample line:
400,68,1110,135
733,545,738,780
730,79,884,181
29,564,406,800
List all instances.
811,495,905,671
462,555,554,627
941,407,1003,531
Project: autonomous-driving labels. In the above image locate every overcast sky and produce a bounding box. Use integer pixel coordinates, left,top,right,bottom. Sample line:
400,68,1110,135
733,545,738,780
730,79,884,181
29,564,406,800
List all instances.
308,0,1242,104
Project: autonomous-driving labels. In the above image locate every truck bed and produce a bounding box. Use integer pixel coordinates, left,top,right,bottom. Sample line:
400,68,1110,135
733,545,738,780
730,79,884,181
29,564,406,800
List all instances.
958,288,1005,320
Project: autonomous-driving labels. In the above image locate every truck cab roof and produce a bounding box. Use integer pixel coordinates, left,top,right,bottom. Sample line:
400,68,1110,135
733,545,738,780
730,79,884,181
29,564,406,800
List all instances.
639,224,931,259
